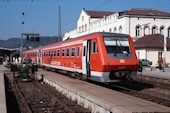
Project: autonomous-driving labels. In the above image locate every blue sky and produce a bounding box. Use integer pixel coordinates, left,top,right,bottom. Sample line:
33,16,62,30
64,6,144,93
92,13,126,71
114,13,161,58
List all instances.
1,0,170,40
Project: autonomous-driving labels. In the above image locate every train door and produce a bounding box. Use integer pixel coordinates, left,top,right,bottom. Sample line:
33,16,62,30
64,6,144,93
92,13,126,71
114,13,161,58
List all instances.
38,50,42,65
82,40,91,78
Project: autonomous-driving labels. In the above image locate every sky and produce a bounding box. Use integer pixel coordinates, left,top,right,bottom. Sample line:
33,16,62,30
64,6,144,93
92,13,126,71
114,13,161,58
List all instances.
1,0,170,40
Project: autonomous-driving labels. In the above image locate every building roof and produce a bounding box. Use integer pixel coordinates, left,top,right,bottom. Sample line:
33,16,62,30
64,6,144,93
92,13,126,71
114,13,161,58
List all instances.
134,34,170,49
83,8,170,18
119,8,170,17
84,9,115,18
0,47,19,51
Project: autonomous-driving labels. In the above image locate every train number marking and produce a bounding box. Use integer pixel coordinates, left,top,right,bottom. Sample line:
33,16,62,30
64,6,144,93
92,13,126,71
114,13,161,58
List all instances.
120,59,125,63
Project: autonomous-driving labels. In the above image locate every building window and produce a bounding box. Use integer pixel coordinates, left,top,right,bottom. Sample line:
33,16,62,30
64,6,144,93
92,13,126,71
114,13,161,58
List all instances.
158,52,162,60
168,27,170,37
136,25,141,37
144,26,150,35
85,24,87,31
119,26,122,33
92,40,98,54
109,28,112,32
160,26,164,35
114,27,117,33
152,25,158,34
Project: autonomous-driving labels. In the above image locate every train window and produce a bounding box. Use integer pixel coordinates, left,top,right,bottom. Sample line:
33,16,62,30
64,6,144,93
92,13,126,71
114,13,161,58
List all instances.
57,49,60,57
83,46,86,56
66,48,70,57
92,40,98,54
54,50,56,57
71,47,75,57
103,36,132,59
77,46,80,57
49,51,51,57
46,51,48,57
104,38,131,54
51,50,54,56
62,48,65,57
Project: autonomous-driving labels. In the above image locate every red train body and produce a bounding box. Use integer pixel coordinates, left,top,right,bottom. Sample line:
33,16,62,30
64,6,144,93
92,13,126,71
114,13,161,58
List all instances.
23,32,139,82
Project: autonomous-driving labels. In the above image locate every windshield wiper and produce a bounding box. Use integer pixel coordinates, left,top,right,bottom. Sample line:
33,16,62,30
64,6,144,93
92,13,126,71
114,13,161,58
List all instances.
118,41,128,56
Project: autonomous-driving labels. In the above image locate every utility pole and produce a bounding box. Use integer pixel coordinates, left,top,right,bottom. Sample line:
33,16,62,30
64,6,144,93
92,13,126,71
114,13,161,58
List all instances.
58,5,62,42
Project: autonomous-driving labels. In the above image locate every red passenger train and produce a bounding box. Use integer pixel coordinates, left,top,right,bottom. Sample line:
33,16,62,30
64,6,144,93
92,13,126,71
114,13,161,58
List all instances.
23,32,139,82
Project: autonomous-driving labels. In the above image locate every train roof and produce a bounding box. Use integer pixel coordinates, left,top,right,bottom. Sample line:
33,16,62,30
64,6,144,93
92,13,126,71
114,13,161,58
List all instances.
25,32,129,52
41,32,129,49
24,46,41,53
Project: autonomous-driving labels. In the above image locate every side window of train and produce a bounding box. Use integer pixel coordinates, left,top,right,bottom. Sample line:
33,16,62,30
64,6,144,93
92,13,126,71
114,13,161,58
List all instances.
71,47,76,57
49,51,51,57
83,46,86,56
46,51,48,57
44,52,45,57
54,50,56,57
57,49,60,57
77,46,80,57
51,50,54,56
92,40,98,54
62,48,65,57
66,48,70,57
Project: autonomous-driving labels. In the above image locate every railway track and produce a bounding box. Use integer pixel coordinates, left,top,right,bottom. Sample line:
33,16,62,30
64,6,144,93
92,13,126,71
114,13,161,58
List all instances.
6,74,91,113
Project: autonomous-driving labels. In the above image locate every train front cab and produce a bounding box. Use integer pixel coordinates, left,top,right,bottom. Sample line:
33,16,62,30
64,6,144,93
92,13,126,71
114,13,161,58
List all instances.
82,33,139,83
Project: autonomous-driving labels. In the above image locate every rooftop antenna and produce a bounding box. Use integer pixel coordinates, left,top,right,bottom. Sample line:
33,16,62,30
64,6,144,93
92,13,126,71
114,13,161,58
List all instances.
58,5,61,42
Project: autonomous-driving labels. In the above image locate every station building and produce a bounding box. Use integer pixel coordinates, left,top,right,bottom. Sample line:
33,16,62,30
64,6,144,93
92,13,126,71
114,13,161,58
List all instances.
134,34,170,66
0,47,19,63
63,8,170,66
64,8,170,41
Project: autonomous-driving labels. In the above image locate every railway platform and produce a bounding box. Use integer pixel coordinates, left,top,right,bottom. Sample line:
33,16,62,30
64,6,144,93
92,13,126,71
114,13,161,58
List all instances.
36,69,170,113
0,65,8,113
137,67,170,84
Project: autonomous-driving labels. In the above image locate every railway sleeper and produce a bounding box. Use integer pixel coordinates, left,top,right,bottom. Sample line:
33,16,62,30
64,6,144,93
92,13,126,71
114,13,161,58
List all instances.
33,82,76,113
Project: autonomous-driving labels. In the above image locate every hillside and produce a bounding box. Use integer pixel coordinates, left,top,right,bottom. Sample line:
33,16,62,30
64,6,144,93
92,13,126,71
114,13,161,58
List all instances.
0,36,59,49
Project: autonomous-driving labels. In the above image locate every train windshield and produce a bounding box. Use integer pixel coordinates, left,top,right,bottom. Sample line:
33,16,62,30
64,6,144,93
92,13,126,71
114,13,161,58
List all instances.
103,36,132,59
